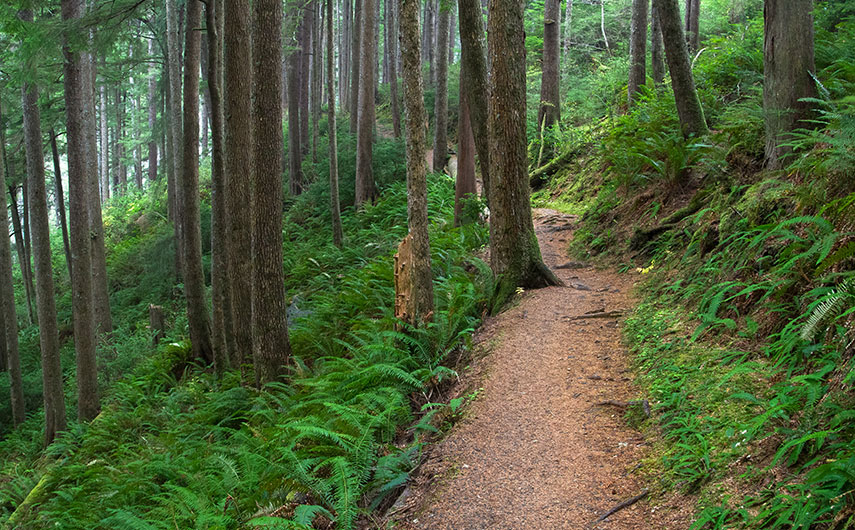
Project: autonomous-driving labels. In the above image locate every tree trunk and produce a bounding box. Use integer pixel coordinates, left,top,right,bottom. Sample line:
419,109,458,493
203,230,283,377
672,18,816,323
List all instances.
0,98,24,427
650,1,666,86
182,0,214,364
563,0,573,60
601,0,611,54
167,0,185,279
684,0,700,52
425,0,435,86
655,0,708,137
252,0,292,385
763,0,817,170
448,2,457,64
61,0,100,422
487,0,561,308
458,0,490,205
342,0,352,111
100,82,109,202
327,0,344,247
300,6,312,157
399,0,435,324
433,4,450,172
355,0,377,207
312,0,322,164
49,130,73,279
455,88,477,226
20,8,68,444
201,34,211,157
7,186,35,325
388,0,402,138
539,0,561,131
206,0,231,375
350,0,362,133
288,9,304,196
628,0,648,106
148,38,159,183
224,0,254,377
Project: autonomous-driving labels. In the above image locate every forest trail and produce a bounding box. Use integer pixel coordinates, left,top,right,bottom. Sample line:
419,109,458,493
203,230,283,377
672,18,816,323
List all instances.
388,210,690,529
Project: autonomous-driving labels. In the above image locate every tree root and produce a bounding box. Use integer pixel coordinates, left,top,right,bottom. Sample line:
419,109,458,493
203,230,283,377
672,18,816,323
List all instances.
589,489,650,527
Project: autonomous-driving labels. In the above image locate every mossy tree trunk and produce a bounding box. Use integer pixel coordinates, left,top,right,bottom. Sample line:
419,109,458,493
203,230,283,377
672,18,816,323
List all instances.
487,0,561,310
628,0,648,106
433,3,450,172
355,0,377,207
539,0,561,130
327,0,344,247
458,0,490,205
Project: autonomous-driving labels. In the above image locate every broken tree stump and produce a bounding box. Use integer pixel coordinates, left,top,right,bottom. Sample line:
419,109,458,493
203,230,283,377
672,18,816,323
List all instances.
394,234,415,328
149,304,165,345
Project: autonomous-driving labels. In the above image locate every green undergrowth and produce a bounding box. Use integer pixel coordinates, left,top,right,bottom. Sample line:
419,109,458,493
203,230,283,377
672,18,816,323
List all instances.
536,11,855,529
0,167,490,528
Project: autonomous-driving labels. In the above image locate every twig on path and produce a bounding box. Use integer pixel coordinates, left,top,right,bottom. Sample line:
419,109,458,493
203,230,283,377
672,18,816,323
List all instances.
589,489,649,527
566,310,625,320
595,399,651,417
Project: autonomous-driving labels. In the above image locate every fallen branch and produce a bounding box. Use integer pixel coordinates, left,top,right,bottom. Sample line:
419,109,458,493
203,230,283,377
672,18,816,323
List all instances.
567,310,624,320
595,399,651,417
529,148,579,187
589,489,649,527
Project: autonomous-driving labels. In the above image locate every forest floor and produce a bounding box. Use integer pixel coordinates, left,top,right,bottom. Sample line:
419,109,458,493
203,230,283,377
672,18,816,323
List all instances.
385,209,693,529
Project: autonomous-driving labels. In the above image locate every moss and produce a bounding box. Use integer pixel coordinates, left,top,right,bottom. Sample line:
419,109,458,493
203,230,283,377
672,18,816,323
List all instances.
718,179,794,243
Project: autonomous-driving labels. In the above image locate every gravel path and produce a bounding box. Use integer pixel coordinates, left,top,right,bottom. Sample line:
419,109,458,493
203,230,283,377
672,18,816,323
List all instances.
387,210,690,529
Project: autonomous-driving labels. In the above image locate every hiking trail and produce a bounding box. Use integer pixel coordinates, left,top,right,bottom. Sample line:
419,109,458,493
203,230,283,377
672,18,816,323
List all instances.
387,209,691,529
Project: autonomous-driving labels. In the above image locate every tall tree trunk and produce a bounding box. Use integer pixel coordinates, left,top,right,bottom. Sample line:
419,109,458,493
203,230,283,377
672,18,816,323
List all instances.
458,0,490,205
327,0,344,247
0,98,24,427
300,7,312,157
205,0,231,375
628,0,648,106
312,0,322,163
400,0,435,324
448,2,457,64
388,0,401,138
563,0,573,60
539,0,561,131
148,39,159,183
342,0,352,111
650,1,666,86
7,186,35,325
487,0,561,308
167,0,185,279
252,0,292,385
425,0,435,86
601,0,611,54
288,9,304,196
201,33,211,158
349,0,362,133
763,0,817,170
684,0,700,51
182,0,214,364
433,4,450,172
455,88,477,226
99,79,110,202
355,0,377,207
61,0,100,422
224,0,254,376
20,8,68,444
655,0,708,137
49,130,73,278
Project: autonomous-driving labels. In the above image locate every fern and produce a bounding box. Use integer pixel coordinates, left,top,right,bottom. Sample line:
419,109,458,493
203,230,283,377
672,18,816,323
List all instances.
800,278,855,341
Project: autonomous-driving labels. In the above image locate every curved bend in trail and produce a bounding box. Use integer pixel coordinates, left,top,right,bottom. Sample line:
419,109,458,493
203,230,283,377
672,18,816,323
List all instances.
389,209,689,530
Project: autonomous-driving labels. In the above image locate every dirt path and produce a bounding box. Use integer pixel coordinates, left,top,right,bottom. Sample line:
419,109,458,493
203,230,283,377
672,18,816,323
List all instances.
387,210,689,529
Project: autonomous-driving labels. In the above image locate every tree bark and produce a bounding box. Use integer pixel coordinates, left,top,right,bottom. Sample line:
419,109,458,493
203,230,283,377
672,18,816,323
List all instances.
7,186,35,325
0,98,24,427
487,0,561,308
300,6,312,157
563,0,573,60
400,0,435,324
182,0,214,364
252,0,292,385
448,2,457,64
350,0,362,133
288,7,304,196
100,78,110,202
539,0,561,130
206,0,231,375
684,0,700,52
148,38,159,183
312,0,322,164
458,0,490,205
49,130,73,279
433,3,450,172
327,0,344,247
388,0,402,138
355,0,377,207
61,0,100,422
650,1,666,86
628,0,648,106
224,0,254,376
20,7,68,444
455,88,477,226
763,0,817,170
167,0,185,278
655,0,708,137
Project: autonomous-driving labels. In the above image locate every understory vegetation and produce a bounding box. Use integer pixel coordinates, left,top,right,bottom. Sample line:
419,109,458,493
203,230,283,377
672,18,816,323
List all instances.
534,2,855,527
0,131,492,528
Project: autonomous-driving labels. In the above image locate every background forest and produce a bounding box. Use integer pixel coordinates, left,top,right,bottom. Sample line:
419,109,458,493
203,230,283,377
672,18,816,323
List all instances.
0,0,853,528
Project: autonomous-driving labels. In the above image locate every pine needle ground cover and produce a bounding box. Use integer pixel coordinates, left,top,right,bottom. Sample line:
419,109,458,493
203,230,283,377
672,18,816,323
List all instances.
0,169,490,529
